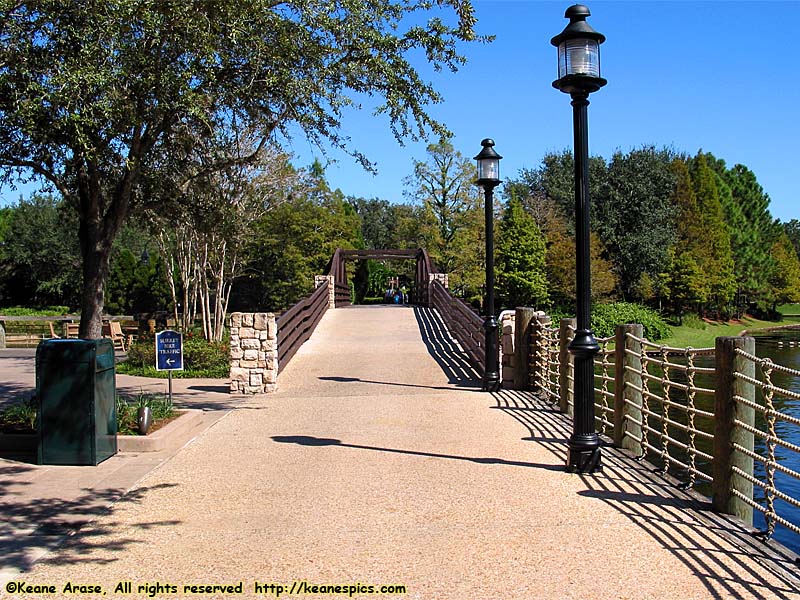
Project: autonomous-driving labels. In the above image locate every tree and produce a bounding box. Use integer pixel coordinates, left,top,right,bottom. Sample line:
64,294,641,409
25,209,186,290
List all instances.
149,144,297,340
404,138,484,294
594,147,677,300
496,197,548,309
505,192,615,309
768,232,800,311
690,153,736,313
348,198,394,250
783,220,800,259
0,0,485,337
709,158,777,312
238,175,362,312
0,195,81,308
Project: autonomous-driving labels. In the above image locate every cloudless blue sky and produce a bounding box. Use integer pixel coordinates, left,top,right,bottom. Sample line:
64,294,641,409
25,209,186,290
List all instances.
293,0,799,222
2,1,797,223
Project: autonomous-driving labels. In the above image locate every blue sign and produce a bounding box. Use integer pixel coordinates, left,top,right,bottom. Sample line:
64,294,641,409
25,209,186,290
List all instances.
155,330,183,371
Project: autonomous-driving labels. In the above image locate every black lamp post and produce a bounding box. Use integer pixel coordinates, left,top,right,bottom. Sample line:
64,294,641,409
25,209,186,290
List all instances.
551,4,606,473
474,138,502,392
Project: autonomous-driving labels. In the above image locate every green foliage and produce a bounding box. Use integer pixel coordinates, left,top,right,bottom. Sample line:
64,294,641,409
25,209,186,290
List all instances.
0,306,70,316
118,333,229,378
404,138,485,298
783,220,800,259
0,0,485,335
496,197,548,309
590,302,672,341
769,232,800,308
105,248,173,315
595,146,677,299
236,186,362,312
0,395,37,431
116,392,175,436
0,195,81,308
690,153,736,310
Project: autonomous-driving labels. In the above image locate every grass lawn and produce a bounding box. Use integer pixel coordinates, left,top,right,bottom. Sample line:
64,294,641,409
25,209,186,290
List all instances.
661,310,800,349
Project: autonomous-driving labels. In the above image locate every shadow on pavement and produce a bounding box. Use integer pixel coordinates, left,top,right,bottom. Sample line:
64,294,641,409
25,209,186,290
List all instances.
271,434,563,471
491,389,800,598
412,307,481,389
1,477,181,574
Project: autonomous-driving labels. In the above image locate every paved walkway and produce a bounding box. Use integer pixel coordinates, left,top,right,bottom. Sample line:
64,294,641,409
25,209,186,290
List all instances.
2,306,799,599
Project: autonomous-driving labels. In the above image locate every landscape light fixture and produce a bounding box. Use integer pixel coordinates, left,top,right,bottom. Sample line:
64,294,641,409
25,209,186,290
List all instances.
551,4,606,473
474,138,502,392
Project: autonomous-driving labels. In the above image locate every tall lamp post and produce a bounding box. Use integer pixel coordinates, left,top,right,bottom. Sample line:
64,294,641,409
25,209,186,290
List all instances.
551,4,606,473
475,139,502,392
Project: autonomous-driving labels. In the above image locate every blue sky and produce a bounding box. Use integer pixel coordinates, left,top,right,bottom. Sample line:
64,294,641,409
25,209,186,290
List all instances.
292,0,799,222
2,1,797,223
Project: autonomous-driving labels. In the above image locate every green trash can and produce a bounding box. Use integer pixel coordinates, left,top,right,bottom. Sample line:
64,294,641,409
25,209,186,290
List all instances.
36,338,117,465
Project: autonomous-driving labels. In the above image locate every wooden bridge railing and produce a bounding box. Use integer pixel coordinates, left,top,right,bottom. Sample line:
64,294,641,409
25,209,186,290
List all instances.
334,283,351,307
230,280,330,394
429,280,485,375
276,282,329,373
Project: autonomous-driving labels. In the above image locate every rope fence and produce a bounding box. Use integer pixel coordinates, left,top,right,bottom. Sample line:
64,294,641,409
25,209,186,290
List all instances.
519,316,800,548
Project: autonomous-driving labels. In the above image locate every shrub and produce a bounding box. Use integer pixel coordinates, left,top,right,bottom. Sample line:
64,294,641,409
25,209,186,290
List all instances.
546,302,671,341
118,332,229,378
591,302,671,341
116,392,175,435
0,395,38,431
0,306,71,316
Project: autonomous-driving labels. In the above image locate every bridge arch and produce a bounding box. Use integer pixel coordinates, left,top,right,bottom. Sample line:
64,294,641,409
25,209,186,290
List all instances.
325,248,442,306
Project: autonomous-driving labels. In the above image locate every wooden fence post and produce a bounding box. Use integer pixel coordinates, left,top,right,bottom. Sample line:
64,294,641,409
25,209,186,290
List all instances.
713,336,755,527
614,324,643,453
559,318,576,415
514,308,537,391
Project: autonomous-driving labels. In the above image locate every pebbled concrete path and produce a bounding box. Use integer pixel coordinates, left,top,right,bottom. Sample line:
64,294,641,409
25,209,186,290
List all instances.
5,306,800,599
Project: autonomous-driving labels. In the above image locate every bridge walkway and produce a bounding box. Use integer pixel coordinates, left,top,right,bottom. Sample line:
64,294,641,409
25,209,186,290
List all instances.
21,306,800,598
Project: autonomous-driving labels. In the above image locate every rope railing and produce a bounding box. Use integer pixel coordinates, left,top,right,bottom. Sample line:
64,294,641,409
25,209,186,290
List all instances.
519,316,800,548
731,347,800,540
593,334,615,437
623,333,716,489
530,318,561,403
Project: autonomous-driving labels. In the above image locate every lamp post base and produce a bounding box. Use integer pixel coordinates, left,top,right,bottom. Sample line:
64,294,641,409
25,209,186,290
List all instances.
482,372,501,392
566,440,603,473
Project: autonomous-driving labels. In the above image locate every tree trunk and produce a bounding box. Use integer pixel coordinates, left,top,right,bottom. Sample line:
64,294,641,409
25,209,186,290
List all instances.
79,244,112,339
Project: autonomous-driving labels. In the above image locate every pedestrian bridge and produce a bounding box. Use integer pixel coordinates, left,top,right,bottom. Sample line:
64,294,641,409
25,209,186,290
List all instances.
254,304,797,597
224,247,800,592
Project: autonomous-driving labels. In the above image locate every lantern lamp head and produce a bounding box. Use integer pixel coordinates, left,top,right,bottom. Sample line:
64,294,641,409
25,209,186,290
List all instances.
474,139,502,187
551,4,607,95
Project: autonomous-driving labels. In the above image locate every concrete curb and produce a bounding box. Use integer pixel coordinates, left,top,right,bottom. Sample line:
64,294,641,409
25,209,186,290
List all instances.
0,410,207,455
117,409,204,452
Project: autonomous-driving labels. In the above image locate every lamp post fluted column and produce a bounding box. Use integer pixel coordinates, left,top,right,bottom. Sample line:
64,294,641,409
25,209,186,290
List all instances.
551,4,606,473
474,139,502,392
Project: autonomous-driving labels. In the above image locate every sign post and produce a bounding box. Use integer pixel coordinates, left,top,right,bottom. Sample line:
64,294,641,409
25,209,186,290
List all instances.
155,330,183,404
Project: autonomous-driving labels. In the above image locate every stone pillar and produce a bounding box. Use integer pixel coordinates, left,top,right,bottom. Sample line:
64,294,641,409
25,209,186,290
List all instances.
500,311,516,386
229,312,278,395
314,275,335,309
428,273,449,289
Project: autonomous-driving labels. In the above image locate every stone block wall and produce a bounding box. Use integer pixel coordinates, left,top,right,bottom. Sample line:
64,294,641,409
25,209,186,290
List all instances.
314,275,336,309
500,311,516,386
428,273,449,289
229,312,278,394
